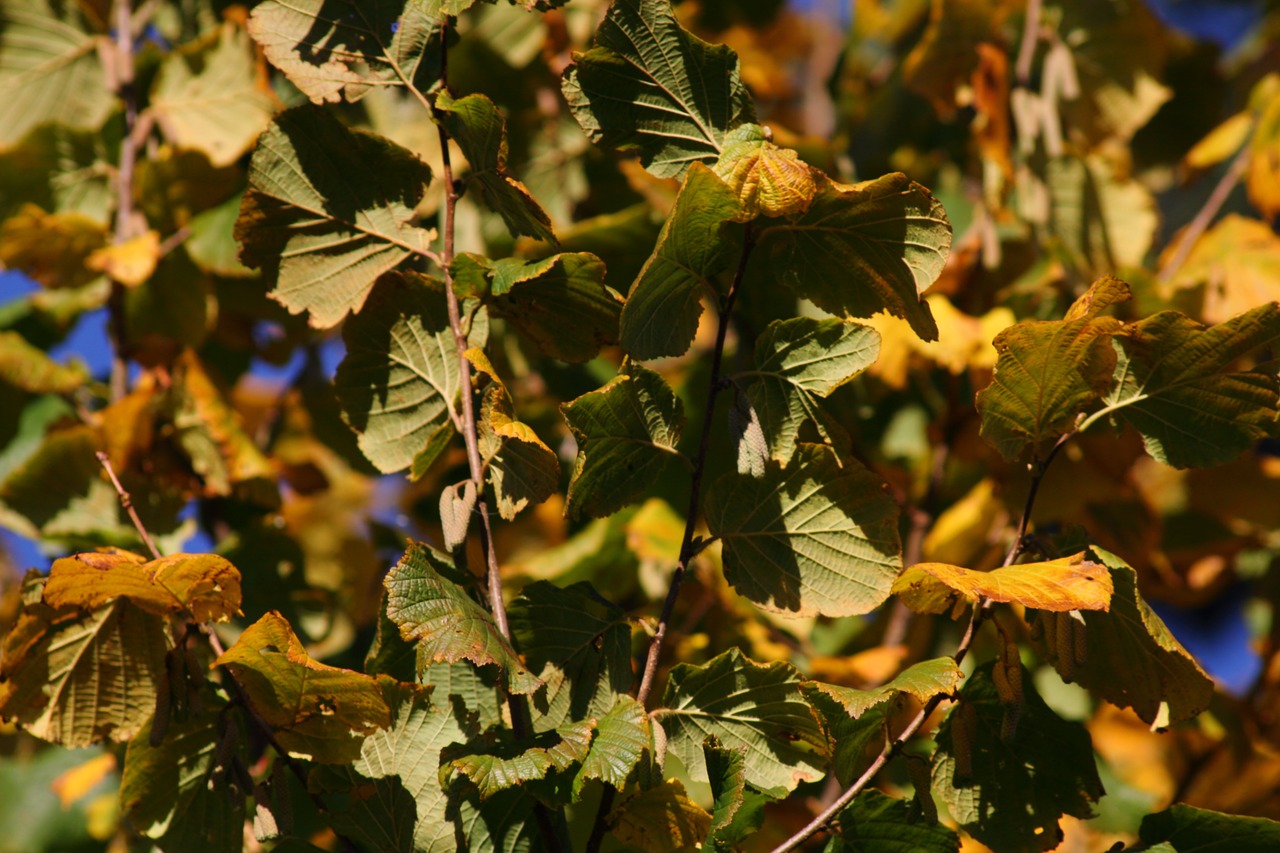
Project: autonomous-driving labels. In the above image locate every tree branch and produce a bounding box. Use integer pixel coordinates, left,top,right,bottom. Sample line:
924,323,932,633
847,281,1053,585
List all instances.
769,434,1070,852
97,450,160,559
1157,141,1251,284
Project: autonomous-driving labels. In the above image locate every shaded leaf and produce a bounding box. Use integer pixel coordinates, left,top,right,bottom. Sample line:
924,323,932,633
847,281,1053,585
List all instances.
976,275,1129,460
435,91,555,242
508,581,633,730
469,358,559,521
447,719,594,801
658,648,826,793
0,204,108,289
43,550,242,623
802,658,964,720
703,737,766,853
757,172,951,343
608,778,711,853
0,331,88,393
151,24,274,167
892,553,1113,614
1138,804,1280,852
383,542,542,695
335,274,487,474
619,163,744,360
309,678,476,853
740,318,880,462
713,124,817,220
575,697,648,795
236,107,436,328
705,444,902,618
562,363,684,520
932,662,1104,853
248,0,441,104
214,612,391,763
1101,303,1280,468
0,0,113,150
0,572,166,746
830,789,960,853
562,0,756,178
1028,548,1212,727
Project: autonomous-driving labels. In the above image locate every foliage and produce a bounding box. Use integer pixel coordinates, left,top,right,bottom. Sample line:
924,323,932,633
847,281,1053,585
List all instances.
2,1,1280,852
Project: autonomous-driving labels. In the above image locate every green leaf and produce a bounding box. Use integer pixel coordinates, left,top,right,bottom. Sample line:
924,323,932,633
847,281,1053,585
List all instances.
121,705,245,852
464,253,622,363
1138,804,1280,852
383,542,542,695
756,172,952,342
932,661,1104,853
705,444,902,618
248,0,442,104
608,779,712,853
658,648,826,793
310,678,477,853
802,658,964,720
508,581,633,730
703,737,767,853
739,317,880,461
1100,303,1280,468
619,163,744,360
1027,548,1212,727
562,0,756,179
561,362,685,520
335,274,487,474
151,24,274,168
43,550,242,623
807,690,890,787
435,91,556,243
977,276,1130,461
235,107,437,328
575,697,648,795
830,790,960,853
0,331,88,393
214,612,392,763
0,0,113,150
475,377,559,521
447,719,595,801
0,572,167,747
713,124,818,220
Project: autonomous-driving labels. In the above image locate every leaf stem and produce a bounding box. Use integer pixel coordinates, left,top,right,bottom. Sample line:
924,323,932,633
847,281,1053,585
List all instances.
636,226,756,707
768,432,1069,852
97,451,161,559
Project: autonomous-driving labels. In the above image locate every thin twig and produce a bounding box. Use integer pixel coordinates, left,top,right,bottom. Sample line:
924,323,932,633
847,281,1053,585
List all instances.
97,451,161,559
769,434,1071,852
635,227,757,706
1157,142,1251,284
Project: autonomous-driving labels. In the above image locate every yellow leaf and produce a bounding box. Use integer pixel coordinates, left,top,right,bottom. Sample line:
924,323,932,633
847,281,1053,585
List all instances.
1249,92,1280,219
1185,111,1251,170
1162,214,1280,324
86,231,161,287
609,778,711,853
51,753,117,808
713,124,817,220
0,204,109,289
43,550,243,623
894,552,1113,613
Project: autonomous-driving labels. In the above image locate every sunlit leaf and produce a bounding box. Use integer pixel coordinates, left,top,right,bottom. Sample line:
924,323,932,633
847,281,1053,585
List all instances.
435,91,555,243
335,273,487,474
1162,215,1280,325
608,778,711,853
447,719,594,800
562,0,756,179
1139,804,1280,852
932,662,1104,853
0,331,88,393
1028,548,1212,727
0,572,167,747
712,124,817,220
658,648,826,793
1185,111,1251,170
1102,303,1280,468
705,444,902,618
977,276,1130,461
214,612,391,763
310,678,477,853
830,789,960,853
477,379,559,521
893,553,1113,614
248,0,441,104
86,231,160,288
508,581,632,730
0,0,113,150
43,550,242,623
383,542,542,695
236,107,437,327
802,658,964,720
562,362,685,520
756,172,951,342
619,163,744,360
1046,155,1159,274
575,697,648,796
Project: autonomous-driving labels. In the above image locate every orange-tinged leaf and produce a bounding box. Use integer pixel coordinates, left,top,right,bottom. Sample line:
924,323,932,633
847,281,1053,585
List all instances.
51,753,117,808
0,204,109,289
894,553,1113,613
86,231,161,287
713,123,817,220
43,550,242,623
214,612,390,763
